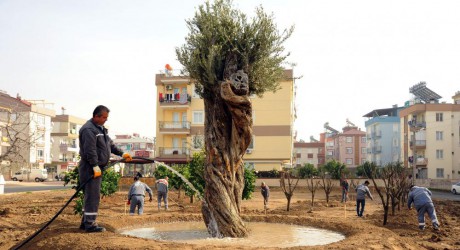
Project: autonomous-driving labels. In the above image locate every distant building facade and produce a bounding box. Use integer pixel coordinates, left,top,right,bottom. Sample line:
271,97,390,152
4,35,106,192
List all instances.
294,140,325,168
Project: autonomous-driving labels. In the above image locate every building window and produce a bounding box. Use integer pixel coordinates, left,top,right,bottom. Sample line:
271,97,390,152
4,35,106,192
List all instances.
37,149,44,159
346,158,353,165
192,111,204,124
436,168,444,178
436,131,443,141
346,147,352,154
307,153,313,159
192,135,204,149
361,137,366,143
327,150,334,156
361,147,366,154
436,149,443,159
361,158,366,164
436,113,443,122
244,162,255,170
346,137,352,143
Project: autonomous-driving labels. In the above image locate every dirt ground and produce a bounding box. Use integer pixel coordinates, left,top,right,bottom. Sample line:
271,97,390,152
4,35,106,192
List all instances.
1,185,459,250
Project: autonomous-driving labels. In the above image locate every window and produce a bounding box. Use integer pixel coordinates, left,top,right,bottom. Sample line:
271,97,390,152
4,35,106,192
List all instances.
436,149,443,159
192,111,204,124
436,113,443,122
361,137,366,143
327,150,334,156
346,147,352,154
192,135,204,149
244,162,255,170
307,153,313,159
436,131,443,141
37,149,44,159
346,158,353,165
436,168,444,178
361,158,366,164
361,147,366,154
192,85,200,98
346,137,352,143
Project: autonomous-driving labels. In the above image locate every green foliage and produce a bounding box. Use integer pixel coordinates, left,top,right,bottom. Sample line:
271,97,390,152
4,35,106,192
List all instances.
176,0,294,98
296,163,318,178
187,151,206,197
356,161,377,178
64,166,121,215
242,166,257,200
322,160,349,179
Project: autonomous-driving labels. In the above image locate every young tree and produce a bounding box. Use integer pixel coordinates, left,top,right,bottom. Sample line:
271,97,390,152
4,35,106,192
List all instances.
280,171,300,211
318,166,334,204
176,0,293,237
297,163,318,178
306,175,320,209
323,160,348,179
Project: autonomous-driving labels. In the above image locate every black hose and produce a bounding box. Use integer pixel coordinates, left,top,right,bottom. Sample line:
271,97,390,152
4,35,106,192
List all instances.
12,176,93,250
12,158,134,250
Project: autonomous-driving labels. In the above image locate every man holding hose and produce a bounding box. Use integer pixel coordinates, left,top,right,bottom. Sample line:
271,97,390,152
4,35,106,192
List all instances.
78,105,132,232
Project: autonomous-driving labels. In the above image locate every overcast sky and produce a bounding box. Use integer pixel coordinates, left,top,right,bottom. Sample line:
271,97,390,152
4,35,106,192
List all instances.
1,0,459,141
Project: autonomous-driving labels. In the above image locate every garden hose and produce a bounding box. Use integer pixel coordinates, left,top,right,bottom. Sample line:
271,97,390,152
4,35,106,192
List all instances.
12,158,129,250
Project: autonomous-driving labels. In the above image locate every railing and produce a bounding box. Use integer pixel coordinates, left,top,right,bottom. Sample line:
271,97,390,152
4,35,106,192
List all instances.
158,147,190,157
159,121,191,129
159,93,191,105
410,140,426,147
415,157,428,165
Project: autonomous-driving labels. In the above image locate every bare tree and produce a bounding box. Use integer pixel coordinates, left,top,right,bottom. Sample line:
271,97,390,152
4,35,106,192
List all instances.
364,161,410,225
306,176,320,209
280,171,300,211
318,167,334,204
0,106,34,176
176,0,293,237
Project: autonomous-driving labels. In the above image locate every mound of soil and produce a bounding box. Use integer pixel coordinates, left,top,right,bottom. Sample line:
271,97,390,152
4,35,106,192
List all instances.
1,187,459,249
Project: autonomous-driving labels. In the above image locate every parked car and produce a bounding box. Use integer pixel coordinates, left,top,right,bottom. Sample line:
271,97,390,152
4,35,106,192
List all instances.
452,182,460,194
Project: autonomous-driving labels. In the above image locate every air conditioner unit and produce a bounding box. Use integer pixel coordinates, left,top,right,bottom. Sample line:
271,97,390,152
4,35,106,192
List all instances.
166,84,172,90
246,149,253,154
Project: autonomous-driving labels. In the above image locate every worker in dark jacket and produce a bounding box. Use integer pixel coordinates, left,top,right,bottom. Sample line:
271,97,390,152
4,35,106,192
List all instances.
261,182,270,209
408,185,440,231
156,177,169,211
79,105,132,232
127,174,153,215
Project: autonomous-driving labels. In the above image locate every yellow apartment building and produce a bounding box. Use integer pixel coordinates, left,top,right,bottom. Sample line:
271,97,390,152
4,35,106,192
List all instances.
400,91,460,180
154,70,295,171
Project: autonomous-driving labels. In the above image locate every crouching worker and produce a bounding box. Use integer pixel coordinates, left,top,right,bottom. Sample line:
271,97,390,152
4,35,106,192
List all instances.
156,176,169,211
127,175,153,215
408,185,440,231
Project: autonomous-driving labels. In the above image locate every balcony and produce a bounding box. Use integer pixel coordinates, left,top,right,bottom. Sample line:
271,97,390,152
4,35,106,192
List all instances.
158,147,190,159
415,157,428,166
59,143,78,153
409,140,426,149
159,121,191,134
159,93,191,107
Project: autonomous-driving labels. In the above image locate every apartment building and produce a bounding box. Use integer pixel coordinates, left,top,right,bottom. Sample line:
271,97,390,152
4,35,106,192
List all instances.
154,69,295,171
324,122,367,169
363,106,403,166
0,91,55,177
400,91,460,179
49,114,86,176
113,134,155,176
293,139,325,168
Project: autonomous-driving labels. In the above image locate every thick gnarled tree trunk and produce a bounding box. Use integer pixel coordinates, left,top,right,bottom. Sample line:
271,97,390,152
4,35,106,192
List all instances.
201,71,252,238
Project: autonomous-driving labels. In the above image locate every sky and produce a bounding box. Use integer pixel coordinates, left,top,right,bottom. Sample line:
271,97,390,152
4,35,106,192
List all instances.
1,0,460,141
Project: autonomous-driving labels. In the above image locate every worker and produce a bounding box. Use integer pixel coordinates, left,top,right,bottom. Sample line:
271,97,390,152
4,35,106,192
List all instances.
127,174,153,215
408,185,440,231
355,180,374,217
79,105,132,232
261,181,270,209
156,176,169,211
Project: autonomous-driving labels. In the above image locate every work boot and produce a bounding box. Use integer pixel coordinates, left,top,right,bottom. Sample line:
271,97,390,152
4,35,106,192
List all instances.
86,226,106,233
79,224,85,230
433,223,440,231
419,225,425,231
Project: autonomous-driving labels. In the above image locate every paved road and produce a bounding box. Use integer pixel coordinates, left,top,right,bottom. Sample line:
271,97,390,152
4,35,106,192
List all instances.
431,190,460,201
3,181,71,194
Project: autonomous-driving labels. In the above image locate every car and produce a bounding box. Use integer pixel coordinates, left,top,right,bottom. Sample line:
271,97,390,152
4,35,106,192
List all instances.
452,182,460,195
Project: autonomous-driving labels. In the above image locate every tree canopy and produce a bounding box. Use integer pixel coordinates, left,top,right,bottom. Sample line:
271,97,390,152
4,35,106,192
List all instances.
176,0,294,98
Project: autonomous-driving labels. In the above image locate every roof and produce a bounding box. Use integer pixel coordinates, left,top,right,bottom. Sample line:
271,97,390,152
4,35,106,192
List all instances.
363,107,401,118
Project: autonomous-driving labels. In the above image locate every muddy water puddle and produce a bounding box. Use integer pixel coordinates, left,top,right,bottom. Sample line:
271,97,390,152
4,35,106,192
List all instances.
120,221,345,248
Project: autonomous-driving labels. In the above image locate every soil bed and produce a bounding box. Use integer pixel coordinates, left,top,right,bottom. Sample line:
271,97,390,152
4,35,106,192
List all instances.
0,187,459,249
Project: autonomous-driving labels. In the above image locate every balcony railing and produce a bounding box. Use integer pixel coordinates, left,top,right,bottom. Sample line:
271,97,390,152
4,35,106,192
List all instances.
415,157,428,165
158,121,191,133
158,147,190,158
159,93,191,106
59,143,78,153
409,140,426,148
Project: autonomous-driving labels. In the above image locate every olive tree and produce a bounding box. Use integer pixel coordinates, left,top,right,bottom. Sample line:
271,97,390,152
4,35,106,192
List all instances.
176,0,293,237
